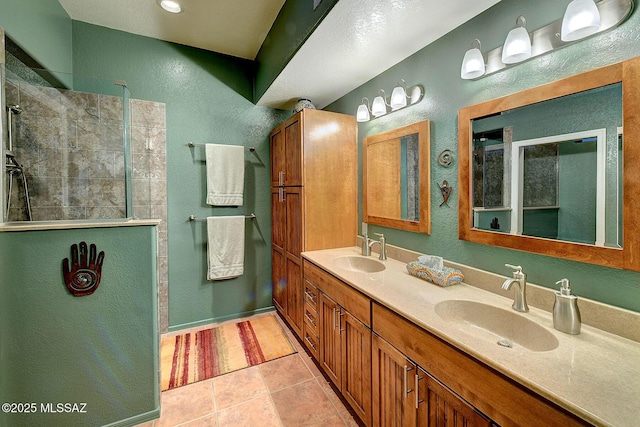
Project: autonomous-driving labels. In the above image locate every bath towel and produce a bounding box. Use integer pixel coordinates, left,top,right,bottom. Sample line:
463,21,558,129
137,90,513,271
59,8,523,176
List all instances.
207,216,244,280
205,144,244,206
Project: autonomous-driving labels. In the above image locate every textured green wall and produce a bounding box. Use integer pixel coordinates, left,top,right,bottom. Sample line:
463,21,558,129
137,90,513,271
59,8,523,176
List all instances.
0,226,158,427
253,0,338,102
0,0,72,82
70,22,290,330
326,0,640,312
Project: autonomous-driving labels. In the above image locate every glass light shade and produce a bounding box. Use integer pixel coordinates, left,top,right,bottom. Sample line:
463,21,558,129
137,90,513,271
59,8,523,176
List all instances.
502,26,532,64
371,96,387,117
461,47,486,79
158,0,182,13
561,0,601,41
356,104,370,122
390,86,407,110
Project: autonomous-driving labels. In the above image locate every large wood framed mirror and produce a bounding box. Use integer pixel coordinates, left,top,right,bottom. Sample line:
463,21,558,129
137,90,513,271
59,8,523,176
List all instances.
458,56,640,271
363,120,431,234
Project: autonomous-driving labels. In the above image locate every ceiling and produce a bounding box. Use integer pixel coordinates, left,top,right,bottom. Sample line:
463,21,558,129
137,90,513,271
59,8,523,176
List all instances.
58,0,501,110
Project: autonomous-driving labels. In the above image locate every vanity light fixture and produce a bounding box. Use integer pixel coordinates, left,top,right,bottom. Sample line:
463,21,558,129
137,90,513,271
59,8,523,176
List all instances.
561,0,601,41
460,39,486,79
356,81,424,122
356,98,371,122
502,16,532,64
460,0,634,80
157,0,183,13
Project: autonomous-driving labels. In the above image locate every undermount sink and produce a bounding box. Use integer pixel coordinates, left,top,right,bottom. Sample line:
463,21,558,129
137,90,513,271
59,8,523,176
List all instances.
332,255,386,273
434,300,559,352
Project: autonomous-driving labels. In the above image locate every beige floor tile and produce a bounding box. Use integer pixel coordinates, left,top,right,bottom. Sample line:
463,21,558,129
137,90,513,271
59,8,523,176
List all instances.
182,413,218,426
316,378,348,413
216,394,282,427
259,353,314,392
308,414,347,426
212,365,268,410
271,379,339,427
155,380,215,427
299,348,323,377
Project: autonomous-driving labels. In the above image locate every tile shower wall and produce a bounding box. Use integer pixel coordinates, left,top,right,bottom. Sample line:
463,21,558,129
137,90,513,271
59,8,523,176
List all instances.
5,81,169,331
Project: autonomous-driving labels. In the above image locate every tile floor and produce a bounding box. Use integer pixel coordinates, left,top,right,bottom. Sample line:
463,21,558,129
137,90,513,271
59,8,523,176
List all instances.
136,313,359,427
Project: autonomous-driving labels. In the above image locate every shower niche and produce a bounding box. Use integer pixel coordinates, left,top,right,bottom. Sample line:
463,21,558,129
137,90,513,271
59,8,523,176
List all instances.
2,38,167,224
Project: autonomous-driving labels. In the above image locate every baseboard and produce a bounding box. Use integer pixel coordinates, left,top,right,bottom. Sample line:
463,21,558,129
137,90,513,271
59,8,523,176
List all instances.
168,306,276,333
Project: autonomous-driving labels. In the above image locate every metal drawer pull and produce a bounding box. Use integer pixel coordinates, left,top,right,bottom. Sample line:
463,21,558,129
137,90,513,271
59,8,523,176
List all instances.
404,365,414,399
415,373,425,409
305,312,316,325
304,335,316,350
278,171,284,186
304,290,316,303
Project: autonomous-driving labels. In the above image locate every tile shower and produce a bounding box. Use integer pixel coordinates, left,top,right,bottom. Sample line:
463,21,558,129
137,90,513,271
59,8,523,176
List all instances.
4,78,170,332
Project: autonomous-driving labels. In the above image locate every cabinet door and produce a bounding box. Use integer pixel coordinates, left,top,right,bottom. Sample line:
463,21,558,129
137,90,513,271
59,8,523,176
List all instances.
272,248,286,313
270,127,285,186
372,334,418,427
319,292,341,388
423,374,491,427
284,115,302,186
285,257,303,337
285,187,303,258
271,188,285,251
341,310,372,427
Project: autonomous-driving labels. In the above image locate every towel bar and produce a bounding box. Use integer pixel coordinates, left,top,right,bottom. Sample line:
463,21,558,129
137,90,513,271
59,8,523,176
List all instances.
188,214,256,222
187,142,255,152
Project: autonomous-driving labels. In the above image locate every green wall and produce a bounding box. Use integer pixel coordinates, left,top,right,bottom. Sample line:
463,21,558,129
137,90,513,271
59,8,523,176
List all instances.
0,226,158,427
325,0,640,312
0,0,72,82
70,22,290,330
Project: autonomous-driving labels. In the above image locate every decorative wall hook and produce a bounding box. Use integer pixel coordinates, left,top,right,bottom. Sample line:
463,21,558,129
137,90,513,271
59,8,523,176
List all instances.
62,242,105,297
437,149,454,167
439,180,453,207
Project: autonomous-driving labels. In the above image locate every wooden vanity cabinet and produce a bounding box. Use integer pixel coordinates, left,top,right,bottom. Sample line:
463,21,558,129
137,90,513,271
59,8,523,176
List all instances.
304,260,373,427
373,333,491,427
270,109,357,339
373,302,589,427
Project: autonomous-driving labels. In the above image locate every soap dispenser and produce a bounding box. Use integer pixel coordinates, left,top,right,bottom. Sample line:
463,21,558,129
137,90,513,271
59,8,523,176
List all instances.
553,278,581,335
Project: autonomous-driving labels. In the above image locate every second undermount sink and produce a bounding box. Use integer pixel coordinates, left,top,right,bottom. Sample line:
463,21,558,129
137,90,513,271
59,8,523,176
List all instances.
434,300,559,352
332,255,386,273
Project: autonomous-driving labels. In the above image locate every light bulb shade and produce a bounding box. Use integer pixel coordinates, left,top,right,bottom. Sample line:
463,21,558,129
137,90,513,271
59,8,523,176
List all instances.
356,103,370,122
371,96,387,117
158,0,182,13
561,0,601,41
502,26,532,64
390,86,407,110
461,47,486,79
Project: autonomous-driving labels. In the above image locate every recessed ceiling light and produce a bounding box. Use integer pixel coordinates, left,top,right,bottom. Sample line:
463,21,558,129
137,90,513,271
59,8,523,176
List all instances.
157,0,183,14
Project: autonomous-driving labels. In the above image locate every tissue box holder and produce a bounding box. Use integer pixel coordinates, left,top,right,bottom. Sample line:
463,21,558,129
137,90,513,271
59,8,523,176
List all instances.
406,261,464,287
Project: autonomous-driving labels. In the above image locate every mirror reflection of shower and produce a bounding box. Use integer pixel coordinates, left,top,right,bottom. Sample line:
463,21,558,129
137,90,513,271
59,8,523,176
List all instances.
4,104,33,221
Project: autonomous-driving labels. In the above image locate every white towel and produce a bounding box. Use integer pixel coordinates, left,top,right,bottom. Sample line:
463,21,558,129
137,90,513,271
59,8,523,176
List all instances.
207,216,244,280
205,144,244,206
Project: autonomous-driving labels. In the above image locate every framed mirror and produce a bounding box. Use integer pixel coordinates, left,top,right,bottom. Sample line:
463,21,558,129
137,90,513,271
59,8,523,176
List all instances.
363,120,430,234
458,56,640,271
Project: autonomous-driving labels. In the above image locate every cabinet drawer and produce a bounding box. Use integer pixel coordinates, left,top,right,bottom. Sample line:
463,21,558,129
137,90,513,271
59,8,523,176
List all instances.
372,302,586,427
304,304,319,336
303,325,319,360
303,260,370,327
304,279,319,312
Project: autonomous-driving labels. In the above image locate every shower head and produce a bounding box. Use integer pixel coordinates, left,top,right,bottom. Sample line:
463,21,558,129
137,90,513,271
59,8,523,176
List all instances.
8,105,23,114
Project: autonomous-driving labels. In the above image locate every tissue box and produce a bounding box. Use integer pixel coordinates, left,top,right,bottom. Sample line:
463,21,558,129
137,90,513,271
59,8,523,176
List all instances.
406,261,464,287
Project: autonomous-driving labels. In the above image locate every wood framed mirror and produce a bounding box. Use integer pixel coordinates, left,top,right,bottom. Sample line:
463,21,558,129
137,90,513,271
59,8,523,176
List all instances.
363,120,431,234
458,56,640,271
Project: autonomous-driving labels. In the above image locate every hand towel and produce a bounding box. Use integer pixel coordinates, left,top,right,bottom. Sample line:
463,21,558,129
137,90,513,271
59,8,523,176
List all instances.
205,144,244,206
207,216,244,280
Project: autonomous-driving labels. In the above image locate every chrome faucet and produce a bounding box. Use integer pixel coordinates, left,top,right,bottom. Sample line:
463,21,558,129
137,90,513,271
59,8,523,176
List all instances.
362,222,371,256
502,264,529,312
368,233,387,260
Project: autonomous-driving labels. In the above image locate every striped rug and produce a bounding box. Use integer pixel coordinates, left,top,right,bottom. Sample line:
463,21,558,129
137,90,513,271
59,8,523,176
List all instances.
161,314,297,391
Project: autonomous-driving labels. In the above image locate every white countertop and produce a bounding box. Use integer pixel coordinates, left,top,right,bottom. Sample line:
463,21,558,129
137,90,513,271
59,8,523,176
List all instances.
302,246,640,427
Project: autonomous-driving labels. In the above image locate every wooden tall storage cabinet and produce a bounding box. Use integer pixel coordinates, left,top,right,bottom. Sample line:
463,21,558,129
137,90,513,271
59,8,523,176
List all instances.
270,109,357,338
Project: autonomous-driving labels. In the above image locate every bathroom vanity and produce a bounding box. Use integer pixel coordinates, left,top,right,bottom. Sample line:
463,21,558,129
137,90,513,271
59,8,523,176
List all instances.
299,246,640,427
